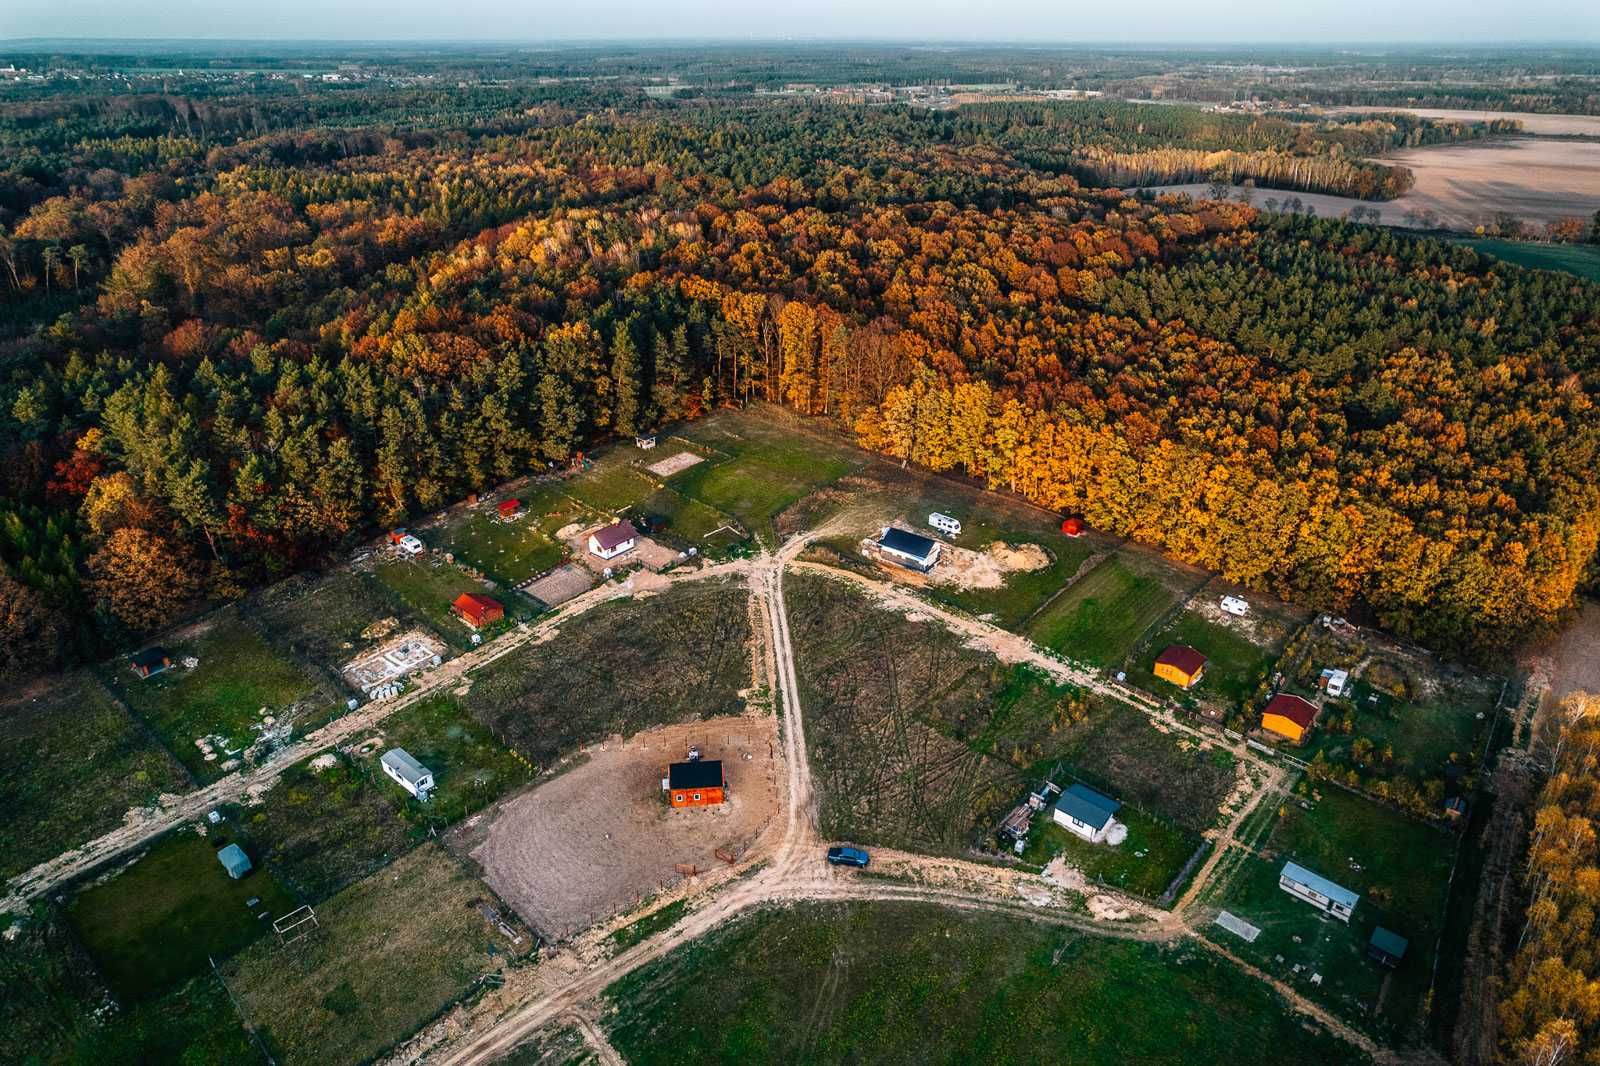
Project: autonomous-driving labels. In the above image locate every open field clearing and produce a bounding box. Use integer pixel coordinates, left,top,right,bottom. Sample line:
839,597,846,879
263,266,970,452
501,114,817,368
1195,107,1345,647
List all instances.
639,486,735,544
0,914,257,1065
1024,552,1201,667
1448,236,1600,281
371,555,530,648
106,613,331,783
1201,786,1457,1040
568,456,658,514
225,843,533,1066
249,568,435,677
438,488,587,586
1538,597,1600,711
461,578,752,768
236,754,415,903
68,828,298,1001
0,674,191,882
455,715,779,940
355,694,533,826
1327,106,1600,137
1126,605,1289,711
601,901,1364,1065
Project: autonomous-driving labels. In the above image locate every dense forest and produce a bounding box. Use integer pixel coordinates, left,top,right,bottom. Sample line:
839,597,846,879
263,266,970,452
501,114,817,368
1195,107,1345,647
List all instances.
0,62,1598,682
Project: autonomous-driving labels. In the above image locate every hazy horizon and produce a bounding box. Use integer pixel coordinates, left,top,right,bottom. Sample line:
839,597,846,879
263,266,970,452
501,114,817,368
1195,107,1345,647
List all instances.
5,0,1598,47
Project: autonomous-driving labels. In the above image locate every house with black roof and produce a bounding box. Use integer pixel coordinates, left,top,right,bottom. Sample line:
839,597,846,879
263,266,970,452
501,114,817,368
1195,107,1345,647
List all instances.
876,527,941,572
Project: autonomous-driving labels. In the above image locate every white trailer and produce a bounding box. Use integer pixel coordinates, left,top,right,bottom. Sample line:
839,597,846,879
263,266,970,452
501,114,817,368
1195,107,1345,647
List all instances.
928,512,961,537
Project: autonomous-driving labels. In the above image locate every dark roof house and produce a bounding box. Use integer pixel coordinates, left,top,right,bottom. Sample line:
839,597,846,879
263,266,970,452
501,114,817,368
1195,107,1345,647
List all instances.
1368,926,1409,967
668,759,724,790
877,527,941,572
1054,783,1122,831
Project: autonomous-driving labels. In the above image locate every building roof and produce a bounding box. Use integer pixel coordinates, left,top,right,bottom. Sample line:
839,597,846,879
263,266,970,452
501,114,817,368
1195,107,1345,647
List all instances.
1370,926,1409,958
498,498,522,515
1054,782,1122,830
879,527,937,561
217,843,251,875
668,759,724,790
592,521,638,550
1263,693,1318,729
1280,861,1359,909
453,592,502,614
382,747,432,785
131,647,171,670
1155,644,1207,676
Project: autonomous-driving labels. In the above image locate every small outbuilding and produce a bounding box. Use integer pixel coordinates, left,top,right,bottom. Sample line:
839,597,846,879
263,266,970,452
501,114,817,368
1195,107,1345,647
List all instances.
1319,667,1351,698
666,759,725,808
1368,926,1408,968
1061,516,1085,537
217,843,253,880
1051,783,1125,844
1261,693,1319,743
131,647,173,679
589,521,638,561
1153,645,1207,689
1444,795,1469,820
452,592,504,630
498,498,523,522
877,527,941,573
381,747,435,801
635,433,658,450
1279,860,1358,922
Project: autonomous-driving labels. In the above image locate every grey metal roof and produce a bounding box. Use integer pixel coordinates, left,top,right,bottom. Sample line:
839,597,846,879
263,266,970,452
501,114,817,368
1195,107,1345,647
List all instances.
879,527,937,560
217,843,251,875
382,747,431,785
1054,782,1121,830
1280,861,1360,909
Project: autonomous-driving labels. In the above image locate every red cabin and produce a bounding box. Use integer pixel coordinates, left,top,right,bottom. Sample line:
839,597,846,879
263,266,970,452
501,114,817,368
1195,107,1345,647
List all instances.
498,498,523,521
666,759,725,808
1061,517,1085,537
451,592,504,629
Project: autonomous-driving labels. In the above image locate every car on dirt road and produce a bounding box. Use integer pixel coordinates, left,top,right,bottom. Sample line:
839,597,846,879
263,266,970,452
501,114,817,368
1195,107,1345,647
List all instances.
826,846,870,868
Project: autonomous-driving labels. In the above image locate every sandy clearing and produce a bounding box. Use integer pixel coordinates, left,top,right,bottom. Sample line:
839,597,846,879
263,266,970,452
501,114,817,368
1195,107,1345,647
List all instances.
1327,106,1600,138
456,715,781,941
646,451,703,478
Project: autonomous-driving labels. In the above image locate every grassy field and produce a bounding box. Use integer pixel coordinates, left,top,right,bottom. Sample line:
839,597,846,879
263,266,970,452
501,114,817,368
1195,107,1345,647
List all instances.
1025,554,1195,666
363,694,533,825
1128,609,1277,708
462,578,751,768
0,674,192,882
109,614,328,782
602,901,1364,1065
371,556,531,648
1452,236,1600,282
673,408,861,543
1205,787,1457,1038
67,829,298,1001
235,754,416,903
639,486,736,545
441,487,588,585
225,843,531,1066
568,456,657,513
249,568,433,676
610,898,689,952
1020,805,1201,900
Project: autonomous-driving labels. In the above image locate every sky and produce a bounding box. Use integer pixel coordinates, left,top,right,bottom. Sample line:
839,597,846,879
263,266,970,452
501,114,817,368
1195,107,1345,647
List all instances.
4,0,1597,45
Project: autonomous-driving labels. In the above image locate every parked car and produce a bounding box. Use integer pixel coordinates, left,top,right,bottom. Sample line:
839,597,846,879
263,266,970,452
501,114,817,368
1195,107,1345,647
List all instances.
826,846,870,868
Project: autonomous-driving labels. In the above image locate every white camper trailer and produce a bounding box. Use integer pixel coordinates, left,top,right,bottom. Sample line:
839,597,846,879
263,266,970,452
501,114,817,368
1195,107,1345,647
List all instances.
928,512,961,537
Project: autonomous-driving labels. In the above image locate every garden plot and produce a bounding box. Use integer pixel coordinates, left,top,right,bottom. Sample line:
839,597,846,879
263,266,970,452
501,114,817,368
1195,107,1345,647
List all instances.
371,556,527,648
341,629,446,697
525,562,595,606
646,450,704,478
0,673,191,882
108,612,331,782
1025,551,1202,667
224,843,533,1066
438,487,585,586
453,715,779,941
462,578,752,769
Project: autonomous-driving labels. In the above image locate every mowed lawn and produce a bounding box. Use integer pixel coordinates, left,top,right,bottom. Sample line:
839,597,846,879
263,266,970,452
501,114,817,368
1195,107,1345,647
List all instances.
371,556,528,648
1026,554,1193,666
110,614,327,782
602,901,1364,1065
568,457,657,513
225,843,531,1066
1206,787,1457,1037
1020,804,1201,901
361,694,533,825
440,489,585,585
1129,609,1277,707
0,674,191,881
68,829,298,1001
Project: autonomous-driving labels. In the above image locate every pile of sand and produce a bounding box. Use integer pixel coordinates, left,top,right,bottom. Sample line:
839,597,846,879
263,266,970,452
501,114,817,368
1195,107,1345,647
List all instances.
925,540,1050,591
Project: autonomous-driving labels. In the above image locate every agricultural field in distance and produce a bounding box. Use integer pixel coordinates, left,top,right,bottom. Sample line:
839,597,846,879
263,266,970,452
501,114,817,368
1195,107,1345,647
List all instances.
104,611,332,782
461,577,752,768
601,901,1364,1065
224,843,533,1066
1201,784,1458,1039
0,673,191,881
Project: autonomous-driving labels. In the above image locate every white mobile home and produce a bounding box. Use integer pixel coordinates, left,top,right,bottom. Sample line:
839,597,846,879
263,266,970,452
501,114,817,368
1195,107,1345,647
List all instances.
381,747,435,801
1220,596,1249,617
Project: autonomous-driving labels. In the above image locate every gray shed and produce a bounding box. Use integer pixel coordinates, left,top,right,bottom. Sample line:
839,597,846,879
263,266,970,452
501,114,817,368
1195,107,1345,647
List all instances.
217,843,252,879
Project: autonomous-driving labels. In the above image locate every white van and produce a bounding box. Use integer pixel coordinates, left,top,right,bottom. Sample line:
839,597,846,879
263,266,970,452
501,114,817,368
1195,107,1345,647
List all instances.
928,512,961,537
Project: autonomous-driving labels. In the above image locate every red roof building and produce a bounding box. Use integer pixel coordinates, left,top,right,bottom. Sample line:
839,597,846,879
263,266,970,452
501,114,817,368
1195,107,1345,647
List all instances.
1153,644,1207,688
1261,692,1319,742
498,498,523,521
451,592,504,629
1061,517,1085,537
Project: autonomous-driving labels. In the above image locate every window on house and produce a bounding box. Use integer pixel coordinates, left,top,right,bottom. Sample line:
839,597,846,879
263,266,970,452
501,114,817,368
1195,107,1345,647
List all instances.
674,794,684,803
692,792,702,802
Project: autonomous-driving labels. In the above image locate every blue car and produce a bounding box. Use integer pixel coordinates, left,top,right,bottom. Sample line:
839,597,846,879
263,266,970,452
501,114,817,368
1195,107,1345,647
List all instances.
826,846,870,868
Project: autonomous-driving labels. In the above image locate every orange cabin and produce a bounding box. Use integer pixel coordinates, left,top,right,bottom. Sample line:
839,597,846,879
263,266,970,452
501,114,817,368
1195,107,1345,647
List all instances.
667,759,725,808
451,592,504,629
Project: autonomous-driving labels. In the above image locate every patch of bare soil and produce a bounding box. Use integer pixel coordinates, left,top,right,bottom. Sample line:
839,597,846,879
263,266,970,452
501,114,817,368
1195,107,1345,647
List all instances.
452,715,780,941
646,451,703,478
865,536,1050,592
1538,598,1600,712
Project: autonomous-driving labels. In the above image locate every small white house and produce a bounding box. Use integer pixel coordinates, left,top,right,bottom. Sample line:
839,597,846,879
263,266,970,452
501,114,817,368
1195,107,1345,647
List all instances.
928,512,961,537
588,521,638,561
1320,668,1351,698
1220,595,1249,617
396,534,425,557
1279,861,1358,922
1052,783,1126,845
381,747,435,801
877,527,941,572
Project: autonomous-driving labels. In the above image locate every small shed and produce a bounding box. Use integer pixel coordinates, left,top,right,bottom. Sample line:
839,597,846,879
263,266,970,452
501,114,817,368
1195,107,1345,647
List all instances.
217,843,252,879
1279,860,1359,921
589,521,638,561
1261,693,1319,743
1060,517,1085,537
877,527,941,572
498,498,523,521
1153,645,1207,689
131,647,173,679
1052,782,1124,844
381,747,435,800
452,592,504,629
635,433,658,450
666,759,725,808
1444,795,1469,820
1368,926,1409,967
